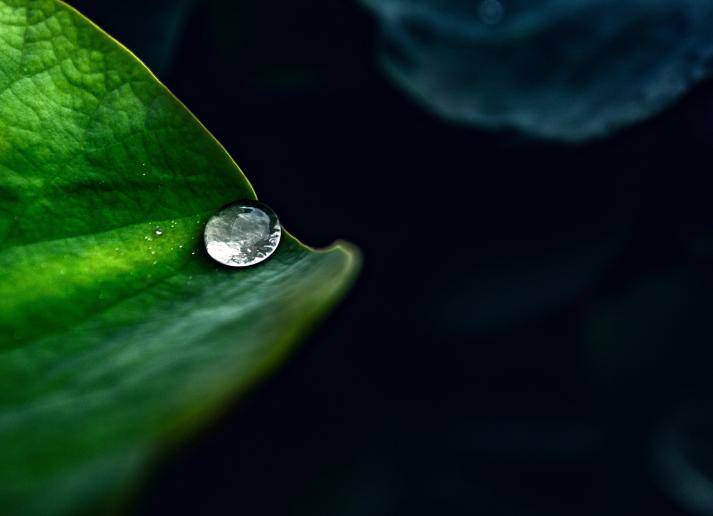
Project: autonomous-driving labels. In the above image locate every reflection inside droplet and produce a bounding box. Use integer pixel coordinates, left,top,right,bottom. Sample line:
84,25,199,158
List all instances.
204,200,281,267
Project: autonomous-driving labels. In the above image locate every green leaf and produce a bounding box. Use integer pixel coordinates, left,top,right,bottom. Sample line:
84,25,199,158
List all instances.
0,1,360,514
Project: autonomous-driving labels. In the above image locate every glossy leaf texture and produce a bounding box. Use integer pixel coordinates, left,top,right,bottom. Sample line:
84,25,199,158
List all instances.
585,267,713,515
360,0,713,142
0,1,359,515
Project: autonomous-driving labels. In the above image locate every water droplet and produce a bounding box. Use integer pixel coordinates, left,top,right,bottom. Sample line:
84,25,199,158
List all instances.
145,235,153,241
191,250,196,256
478,0,504,25
204,200,281,268
155,227,163,236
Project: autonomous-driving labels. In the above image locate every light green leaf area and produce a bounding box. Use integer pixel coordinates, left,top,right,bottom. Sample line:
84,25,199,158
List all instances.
0,1,360,514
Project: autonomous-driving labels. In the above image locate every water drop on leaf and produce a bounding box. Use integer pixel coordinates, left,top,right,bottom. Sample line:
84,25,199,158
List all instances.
204,201,281,268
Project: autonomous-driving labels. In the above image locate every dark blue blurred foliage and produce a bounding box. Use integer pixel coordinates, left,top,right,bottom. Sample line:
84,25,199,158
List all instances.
361,0,713,142
64,0,713,515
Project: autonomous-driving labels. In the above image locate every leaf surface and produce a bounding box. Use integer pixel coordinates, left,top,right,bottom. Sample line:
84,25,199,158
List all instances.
0,1,359,514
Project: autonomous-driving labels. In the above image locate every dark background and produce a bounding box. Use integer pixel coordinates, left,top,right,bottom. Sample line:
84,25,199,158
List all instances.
70,1,713,514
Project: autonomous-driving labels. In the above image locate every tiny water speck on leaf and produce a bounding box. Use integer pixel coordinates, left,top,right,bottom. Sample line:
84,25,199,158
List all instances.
204,201,281,268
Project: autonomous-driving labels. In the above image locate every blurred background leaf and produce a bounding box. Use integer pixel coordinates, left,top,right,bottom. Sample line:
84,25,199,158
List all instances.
359,0,713,142
654,401,713,516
